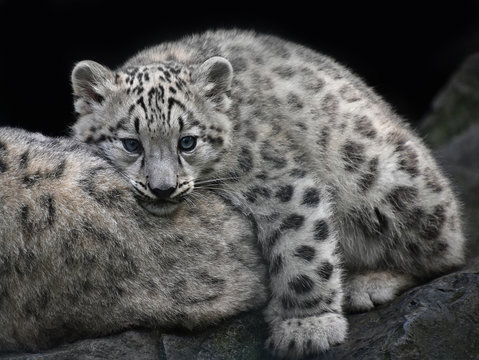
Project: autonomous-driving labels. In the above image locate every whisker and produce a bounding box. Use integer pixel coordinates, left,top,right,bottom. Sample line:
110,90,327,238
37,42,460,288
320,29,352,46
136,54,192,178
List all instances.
194,187,229,192
194,176,239,185
183,197,196,209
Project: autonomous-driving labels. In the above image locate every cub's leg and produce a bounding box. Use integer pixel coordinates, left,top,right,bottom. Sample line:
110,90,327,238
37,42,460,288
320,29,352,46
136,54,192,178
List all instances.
259,185,347,359
343,271,416,313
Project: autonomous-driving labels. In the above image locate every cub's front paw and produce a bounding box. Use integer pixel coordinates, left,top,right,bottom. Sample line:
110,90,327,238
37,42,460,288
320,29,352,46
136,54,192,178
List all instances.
265,312,347,359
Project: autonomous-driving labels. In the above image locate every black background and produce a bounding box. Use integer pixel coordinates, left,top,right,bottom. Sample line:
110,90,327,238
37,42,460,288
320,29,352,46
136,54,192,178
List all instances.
0,1,478,136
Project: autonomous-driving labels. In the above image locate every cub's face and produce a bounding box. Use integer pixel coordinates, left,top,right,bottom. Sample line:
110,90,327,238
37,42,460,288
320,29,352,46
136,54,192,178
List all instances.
72,57,234,216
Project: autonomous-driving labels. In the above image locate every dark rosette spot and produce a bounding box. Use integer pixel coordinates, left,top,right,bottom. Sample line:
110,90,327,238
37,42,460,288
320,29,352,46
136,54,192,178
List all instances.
289,274,314,294
314,219,329,241
294,245,316,261
317,262,334,280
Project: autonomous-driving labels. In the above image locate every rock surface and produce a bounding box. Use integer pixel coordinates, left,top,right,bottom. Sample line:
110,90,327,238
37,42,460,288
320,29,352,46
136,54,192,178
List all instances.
419,53,479,148
160,312,273,360
0,331,163,360
2,261,478,360
3,53,479,360
419,52,479,258
320,259,479,360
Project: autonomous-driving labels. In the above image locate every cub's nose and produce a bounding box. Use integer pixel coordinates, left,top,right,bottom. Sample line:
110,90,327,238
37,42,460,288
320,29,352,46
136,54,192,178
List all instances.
150,186,176,200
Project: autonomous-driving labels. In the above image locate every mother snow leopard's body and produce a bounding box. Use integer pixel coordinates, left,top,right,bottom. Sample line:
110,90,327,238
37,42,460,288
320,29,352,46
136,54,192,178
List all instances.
0,127,266,352
72,29,465,358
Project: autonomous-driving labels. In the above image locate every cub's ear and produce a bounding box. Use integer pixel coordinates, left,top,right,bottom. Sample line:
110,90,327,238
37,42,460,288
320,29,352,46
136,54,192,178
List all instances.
71,60,115,116
193,56,233,112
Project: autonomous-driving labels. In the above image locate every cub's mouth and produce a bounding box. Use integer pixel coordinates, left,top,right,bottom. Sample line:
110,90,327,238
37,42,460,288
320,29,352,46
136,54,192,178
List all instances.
138,197,181,216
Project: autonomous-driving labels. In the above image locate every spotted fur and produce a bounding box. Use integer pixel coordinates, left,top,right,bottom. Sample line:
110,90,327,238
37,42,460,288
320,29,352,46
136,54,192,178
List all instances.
0,127,266,352
72,29,465,358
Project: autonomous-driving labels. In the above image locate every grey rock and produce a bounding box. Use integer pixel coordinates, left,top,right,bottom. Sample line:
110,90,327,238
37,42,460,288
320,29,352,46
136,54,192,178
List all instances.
160,311,273,360
319,259,479,360
0,330,162,360
436,162,479,259
435,122,479,170
419,53,479,258
420,53,479,148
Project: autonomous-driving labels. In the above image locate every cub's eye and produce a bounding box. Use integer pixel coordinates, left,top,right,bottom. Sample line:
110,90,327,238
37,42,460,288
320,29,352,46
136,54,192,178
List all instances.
121,138,142,153
178,136,197,152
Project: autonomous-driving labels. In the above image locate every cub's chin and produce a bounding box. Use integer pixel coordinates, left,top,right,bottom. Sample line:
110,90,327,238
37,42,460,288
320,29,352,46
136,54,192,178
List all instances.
138,199,180,216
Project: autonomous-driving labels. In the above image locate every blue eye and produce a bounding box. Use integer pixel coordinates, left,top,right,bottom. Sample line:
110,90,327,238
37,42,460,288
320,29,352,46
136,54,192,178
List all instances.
179,136,197,152
122,138,142,153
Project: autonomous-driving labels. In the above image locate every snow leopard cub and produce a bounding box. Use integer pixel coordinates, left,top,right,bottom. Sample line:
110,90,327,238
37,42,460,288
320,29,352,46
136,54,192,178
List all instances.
71,29,465,358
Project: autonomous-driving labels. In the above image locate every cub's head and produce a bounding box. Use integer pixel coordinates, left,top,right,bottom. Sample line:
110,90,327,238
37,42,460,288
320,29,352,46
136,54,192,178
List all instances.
71,57,234,216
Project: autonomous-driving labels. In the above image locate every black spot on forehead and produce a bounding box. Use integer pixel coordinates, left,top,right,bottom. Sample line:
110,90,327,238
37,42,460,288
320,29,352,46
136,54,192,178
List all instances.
178,117,184,132
147,87,157,106
128,104,136,115
134,118,140,134
167,98,185,126
136,97,147,114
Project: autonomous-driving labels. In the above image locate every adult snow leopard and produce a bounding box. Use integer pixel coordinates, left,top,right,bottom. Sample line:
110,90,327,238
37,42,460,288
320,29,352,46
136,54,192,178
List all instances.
71,29,465,358
0,127,266,352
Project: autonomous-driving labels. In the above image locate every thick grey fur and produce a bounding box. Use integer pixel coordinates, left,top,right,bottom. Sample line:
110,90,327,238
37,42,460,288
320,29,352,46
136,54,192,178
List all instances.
0,127,267,352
